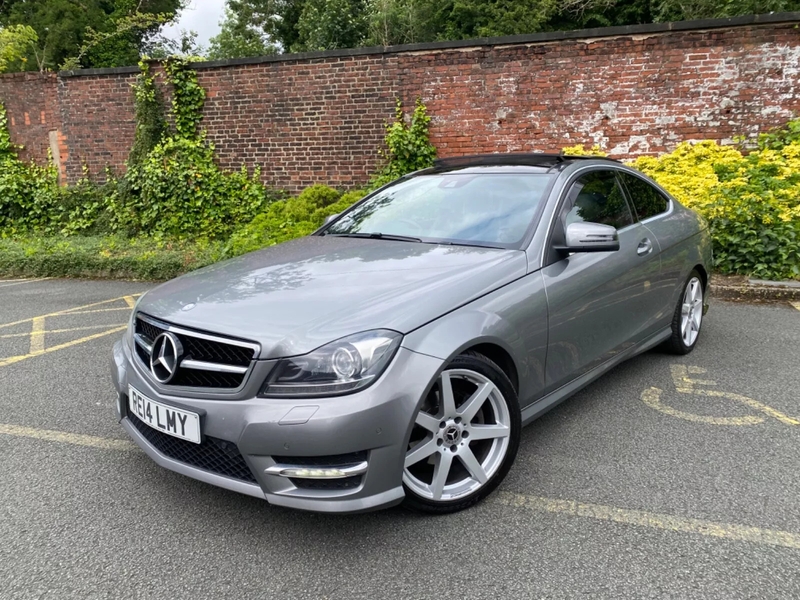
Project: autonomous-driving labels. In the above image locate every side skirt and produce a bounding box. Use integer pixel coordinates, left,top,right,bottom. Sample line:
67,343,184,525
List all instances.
521,327,672,426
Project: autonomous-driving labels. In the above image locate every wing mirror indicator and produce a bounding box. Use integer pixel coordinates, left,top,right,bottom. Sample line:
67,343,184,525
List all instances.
557,222,620,253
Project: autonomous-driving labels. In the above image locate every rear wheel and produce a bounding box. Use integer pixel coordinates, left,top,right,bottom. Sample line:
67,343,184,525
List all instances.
402,352,520,514
664,270,704,355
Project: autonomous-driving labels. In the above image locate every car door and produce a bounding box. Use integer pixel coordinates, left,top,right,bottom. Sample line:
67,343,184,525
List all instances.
541,169,663,393
617,171,681,328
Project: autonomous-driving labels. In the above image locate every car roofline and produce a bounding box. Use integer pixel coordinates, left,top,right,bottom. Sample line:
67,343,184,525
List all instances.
431,153,621,173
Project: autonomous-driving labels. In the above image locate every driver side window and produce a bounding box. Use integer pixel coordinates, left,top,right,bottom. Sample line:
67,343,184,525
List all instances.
562,170,634,231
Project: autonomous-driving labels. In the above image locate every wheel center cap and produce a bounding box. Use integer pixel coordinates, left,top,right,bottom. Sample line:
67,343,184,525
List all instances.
443,425,462,445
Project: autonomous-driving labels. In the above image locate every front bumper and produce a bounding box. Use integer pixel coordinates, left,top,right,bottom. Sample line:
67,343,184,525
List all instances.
111,337,443,513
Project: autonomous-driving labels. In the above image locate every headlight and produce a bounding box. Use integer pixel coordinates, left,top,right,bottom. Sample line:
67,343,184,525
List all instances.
261,330,402,397
126,292,147,347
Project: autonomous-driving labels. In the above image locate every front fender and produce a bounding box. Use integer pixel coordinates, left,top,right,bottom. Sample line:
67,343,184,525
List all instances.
401,272,549,408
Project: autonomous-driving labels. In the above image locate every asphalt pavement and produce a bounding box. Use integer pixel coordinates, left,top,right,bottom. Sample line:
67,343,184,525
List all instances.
1,278,799,599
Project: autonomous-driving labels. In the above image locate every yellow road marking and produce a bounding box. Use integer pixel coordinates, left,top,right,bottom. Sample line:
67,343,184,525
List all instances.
693,388,800,426
0,294,141,330
59,307,134,315
123,295,136,308
29,317,46,355
642,387,764,426
2,421,798,551
495,492,800,550
0,326,126,367
0,324,127,340
792,301,800,312
0,423,136,451
645,365,800,427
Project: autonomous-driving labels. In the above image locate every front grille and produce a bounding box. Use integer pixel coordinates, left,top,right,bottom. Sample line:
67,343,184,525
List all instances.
182,335,252,367
127,409,257,484
290,476,362,490
134,314,257,389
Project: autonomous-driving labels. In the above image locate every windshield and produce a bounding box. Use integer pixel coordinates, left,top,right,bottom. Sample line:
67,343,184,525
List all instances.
324,172,553,247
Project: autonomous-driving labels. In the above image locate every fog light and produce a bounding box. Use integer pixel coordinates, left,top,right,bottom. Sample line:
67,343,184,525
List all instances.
264,461,369,479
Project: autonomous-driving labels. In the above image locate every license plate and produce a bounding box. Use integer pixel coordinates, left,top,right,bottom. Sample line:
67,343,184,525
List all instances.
128,385,201,444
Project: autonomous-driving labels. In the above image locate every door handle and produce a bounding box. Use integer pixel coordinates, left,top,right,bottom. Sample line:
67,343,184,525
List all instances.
637,238,653,256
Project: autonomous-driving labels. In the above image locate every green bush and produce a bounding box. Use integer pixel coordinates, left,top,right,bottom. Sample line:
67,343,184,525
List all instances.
0,60,277,241
372,97,436,188
226,186,365,257
109,136,271,239
107,58,275,240
631,126,800,280
0,102,61,234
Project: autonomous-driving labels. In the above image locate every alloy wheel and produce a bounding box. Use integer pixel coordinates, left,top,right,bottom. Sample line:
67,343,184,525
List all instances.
404,369,511,502
681,276,703,347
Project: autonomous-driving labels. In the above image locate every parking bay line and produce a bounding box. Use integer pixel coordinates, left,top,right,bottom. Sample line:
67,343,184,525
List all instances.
0,324,127,340
494,491,800,550
0,278,52,289
0,326,126,368
0,423,136,451
1,423,798,551
0,294,141,330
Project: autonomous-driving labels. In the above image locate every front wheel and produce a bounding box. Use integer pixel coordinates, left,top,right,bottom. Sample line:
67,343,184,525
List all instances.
664,270,705,355
402,352,521,514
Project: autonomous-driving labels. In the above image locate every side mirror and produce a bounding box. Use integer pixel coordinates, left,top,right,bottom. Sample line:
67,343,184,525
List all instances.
558,222,620,253
323,213,339,226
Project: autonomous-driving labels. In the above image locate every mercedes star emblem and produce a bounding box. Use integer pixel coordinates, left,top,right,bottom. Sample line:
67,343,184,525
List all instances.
150,332,183,383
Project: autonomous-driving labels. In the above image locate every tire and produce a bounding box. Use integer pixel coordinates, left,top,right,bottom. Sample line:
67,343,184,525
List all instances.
402,351,521,514
663,270,705,355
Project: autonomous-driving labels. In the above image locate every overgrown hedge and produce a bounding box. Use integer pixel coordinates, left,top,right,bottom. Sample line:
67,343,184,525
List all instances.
629,123,800,280
0,236,225,280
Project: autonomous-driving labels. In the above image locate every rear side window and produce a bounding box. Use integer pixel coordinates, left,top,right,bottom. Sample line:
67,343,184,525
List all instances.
563,170,634,231
619,173,670,221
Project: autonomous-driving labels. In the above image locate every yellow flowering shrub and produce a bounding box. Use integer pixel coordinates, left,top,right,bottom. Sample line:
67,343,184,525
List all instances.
564,128,800,280
632,137,800,280
561,144,608,157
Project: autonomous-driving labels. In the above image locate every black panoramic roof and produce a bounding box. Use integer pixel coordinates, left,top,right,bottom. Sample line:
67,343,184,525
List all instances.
432,153,620,172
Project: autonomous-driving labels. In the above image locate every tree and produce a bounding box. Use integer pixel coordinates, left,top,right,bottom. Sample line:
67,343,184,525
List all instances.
0,0,185,71
146,28,207,59
545,0,800,30
208,7,276,59
0,24,37,73
430,0,560,40
367,0,440,46
293,0,367,51
209,0,306,55
213,0,800,60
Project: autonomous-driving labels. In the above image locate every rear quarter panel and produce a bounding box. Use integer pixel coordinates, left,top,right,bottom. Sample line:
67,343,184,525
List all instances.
644,201,713,314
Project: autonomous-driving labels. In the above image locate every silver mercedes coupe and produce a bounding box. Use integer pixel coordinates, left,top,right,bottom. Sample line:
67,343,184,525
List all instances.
111,154,711,514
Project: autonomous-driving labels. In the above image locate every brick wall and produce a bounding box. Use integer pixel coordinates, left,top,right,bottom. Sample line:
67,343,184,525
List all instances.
0,73,61,170
1,14,799,191
56,71,138,182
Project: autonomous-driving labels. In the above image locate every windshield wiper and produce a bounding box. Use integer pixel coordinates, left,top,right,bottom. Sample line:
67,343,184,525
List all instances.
326,232,423,243
435,240,506,250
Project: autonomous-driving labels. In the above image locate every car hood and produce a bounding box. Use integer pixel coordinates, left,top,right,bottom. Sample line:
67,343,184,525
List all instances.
137,236,527,359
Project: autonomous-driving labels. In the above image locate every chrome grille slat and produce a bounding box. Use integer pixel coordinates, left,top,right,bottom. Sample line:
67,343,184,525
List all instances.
180,359,249,374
